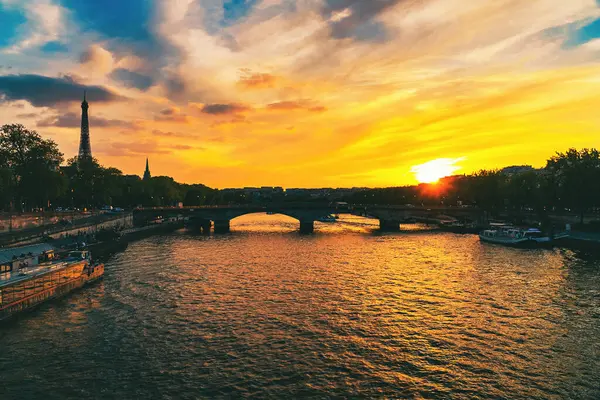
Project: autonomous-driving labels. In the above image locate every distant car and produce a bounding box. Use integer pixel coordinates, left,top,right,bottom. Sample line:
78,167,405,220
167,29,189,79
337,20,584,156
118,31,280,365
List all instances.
114,207,124,212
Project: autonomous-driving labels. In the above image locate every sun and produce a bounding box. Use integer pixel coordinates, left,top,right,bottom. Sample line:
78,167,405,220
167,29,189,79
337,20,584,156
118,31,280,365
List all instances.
411,158,464,184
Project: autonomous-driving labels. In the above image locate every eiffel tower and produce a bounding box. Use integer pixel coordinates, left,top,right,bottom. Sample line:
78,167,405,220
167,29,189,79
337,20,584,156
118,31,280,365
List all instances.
78,91,92,160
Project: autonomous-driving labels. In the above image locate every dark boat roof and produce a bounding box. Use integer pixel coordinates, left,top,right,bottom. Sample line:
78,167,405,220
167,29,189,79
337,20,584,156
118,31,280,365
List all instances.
0,243,55,265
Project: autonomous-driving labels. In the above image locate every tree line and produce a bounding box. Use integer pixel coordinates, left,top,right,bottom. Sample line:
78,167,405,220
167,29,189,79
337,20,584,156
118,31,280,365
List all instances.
346,149,600,224
0,124,217,212
1,124,599,223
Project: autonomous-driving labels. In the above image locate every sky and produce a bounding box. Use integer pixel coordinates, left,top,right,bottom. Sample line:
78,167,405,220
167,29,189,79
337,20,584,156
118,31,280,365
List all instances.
0,0,599,188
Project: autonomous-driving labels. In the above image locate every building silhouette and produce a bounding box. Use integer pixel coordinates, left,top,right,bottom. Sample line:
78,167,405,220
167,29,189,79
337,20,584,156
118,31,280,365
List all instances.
78,91,92,160
143,158,151,180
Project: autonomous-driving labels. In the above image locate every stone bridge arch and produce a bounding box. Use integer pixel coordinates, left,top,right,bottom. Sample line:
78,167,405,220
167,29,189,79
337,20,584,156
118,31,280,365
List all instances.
132,204,483,234
188,208,336,234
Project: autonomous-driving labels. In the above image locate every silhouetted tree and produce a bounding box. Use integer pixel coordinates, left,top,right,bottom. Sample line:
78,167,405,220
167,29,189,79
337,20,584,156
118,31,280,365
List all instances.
61,157,102,208
0,152,14,210
546,148,600,224
0,124,65,211
145,176,184,206
183,184,218,206
505,170,542,211
469,170,507,213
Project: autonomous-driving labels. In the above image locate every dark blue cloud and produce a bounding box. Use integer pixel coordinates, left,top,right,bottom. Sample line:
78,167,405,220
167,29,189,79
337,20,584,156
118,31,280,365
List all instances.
322,0,400,41
0,74,124,107
37,112,138,129
109,68,154,91
350,20,388,42
40,41,69,53
201,103,250,114
222,0,259,25
0,4,26,48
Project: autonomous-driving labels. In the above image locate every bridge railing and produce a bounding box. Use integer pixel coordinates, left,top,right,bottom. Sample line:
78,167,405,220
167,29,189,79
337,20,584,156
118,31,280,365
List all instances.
132,203,481,213
134,203,338,211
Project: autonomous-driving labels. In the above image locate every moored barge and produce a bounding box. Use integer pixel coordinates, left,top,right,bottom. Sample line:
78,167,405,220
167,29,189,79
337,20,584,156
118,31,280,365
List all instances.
479,225,560,248
0,245,103,322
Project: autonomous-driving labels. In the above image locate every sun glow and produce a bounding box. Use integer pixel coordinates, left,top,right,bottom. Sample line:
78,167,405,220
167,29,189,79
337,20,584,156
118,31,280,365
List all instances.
411,158,464,184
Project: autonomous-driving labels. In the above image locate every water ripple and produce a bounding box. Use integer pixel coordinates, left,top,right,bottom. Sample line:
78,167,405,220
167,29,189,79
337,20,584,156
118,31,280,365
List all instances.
1,214,599,399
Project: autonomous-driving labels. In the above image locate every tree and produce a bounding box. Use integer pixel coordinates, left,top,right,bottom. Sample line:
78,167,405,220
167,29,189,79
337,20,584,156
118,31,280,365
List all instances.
0,124,65,211
469,170,507,213
146,176,183,206
546,148,600,224
505,170,541,211
115,175,150,208
0,164,14,210
183,184,218,206
60,157,128,209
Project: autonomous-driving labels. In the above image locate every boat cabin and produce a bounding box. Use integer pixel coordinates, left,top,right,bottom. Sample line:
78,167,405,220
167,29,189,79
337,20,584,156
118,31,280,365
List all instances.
66,250,91,261
522,228,545,238
0,244,55,275
481,230,498,238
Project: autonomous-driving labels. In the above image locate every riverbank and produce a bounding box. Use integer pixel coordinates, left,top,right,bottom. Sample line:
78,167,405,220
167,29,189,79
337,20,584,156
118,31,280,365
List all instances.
436,219,600,252
85,222,185,261
559,231,600,253
1,220,184,264
0,212,132,247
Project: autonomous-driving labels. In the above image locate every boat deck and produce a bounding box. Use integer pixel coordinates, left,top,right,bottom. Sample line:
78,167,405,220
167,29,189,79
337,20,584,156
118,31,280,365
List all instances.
0,261,72,288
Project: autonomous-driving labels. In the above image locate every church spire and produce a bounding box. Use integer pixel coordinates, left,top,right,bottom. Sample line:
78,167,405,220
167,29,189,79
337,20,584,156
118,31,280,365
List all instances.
143,157,151,180
78,90,92,160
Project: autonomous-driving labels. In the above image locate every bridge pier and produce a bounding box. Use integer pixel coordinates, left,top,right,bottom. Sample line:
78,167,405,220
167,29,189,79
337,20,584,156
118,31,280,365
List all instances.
214,220,231,234
379,219,400,232
187,218,211,234
299,220,314,234
199,220,211,235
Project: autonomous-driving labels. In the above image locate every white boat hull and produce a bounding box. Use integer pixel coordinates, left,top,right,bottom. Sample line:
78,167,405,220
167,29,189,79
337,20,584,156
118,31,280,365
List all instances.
479,234,552,247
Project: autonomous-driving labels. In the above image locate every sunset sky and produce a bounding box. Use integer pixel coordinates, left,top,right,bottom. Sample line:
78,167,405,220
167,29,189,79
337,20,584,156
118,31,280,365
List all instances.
1,0,599,188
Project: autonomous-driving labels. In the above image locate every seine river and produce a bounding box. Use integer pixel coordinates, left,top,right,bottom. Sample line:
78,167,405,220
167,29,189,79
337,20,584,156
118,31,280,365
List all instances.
1,214,600,399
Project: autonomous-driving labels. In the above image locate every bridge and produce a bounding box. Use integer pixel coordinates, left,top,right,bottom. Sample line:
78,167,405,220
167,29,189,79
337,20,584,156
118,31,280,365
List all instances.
132,204,483,234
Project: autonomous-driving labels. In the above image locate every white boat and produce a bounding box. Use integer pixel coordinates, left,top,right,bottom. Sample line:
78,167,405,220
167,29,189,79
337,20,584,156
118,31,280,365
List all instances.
479,226,552,247
317,215,337,223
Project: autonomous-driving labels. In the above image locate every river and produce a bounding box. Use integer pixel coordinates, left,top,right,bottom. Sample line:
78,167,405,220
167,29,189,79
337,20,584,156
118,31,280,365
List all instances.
1,214,599,399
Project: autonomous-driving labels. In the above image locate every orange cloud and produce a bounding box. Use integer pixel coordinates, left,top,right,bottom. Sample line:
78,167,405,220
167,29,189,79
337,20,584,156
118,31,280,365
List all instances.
154,107,190,123
266,101,327,112
197,103,252,115
237,72,278,89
